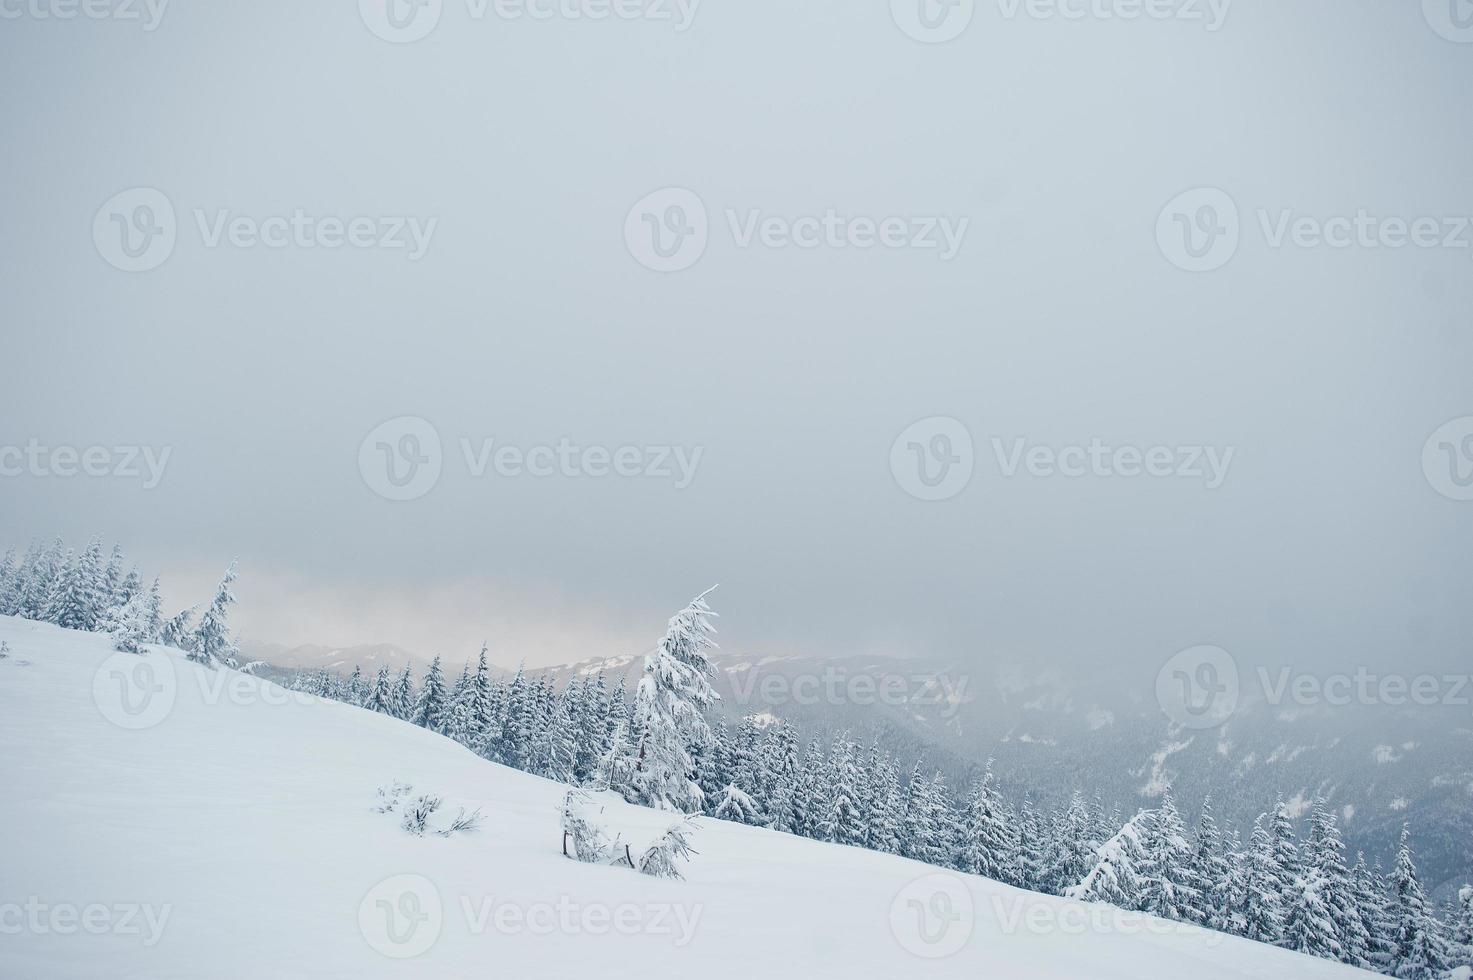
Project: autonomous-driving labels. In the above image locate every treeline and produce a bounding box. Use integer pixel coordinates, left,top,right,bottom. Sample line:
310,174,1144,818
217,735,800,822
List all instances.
6,545,1469,978
0,535,243,666
294,593,1472,980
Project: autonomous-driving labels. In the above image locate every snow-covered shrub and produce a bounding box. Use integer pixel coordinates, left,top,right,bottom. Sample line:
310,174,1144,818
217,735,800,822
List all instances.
374,782,413,814
560,791,613,863
637,817,699,880
436,807,484,837
401,795,443,836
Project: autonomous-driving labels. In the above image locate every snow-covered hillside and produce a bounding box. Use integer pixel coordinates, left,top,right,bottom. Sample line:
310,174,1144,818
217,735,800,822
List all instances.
0,616,1370,980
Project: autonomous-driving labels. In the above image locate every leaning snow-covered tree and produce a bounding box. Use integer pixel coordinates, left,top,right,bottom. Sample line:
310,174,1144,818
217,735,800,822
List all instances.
626,587,721,813
189,561,240,668
1066,808,1154,910
637,816,699,879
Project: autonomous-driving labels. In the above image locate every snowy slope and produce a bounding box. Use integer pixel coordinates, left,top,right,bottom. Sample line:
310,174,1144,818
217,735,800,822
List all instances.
0,616,1371,980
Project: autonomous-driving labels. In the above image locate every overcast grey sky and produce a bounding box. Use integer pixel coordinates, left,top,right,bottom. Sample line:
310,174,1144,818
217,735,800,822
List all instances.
2,0,1470,674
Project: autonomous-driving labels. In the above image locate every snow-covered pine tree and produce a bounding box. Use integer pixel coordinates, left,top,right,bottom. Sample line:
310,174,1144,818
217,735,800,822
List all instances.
467,644,496,746
594,721,637,798
1283,862,1346,962
1450,884,1473,976
105,589,154,654
390,665,415,720
532,686,578,784
412,657,449,733
696,717,736,813
820,733,867,847
867,753,906,856
1185,796,1234,930
1387,825,1444,980
572,673,610,785
46,543,103,632
160,606,195,651
1304,799,1365,965
0,545,29,616
495,664,533,768
111,565,142,614
712,784,763,826
1240,813,1288,944
1140,789,1198,921
189,561,240,668
1349,853,1395,972
959,762,1016,883
100,544,124,604
793,737,828,840
365,665,395,715
444,664,474,744
0,549,15,614
21,537,64,621
1013,795,1051,892
1066,809,1153,910
760,725,801,834
627,588,720,813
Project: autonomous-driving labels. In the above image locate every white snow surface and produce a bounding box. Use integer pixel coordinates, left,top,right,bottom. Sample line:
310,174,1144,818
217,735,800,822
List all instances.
0,616,1371,979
